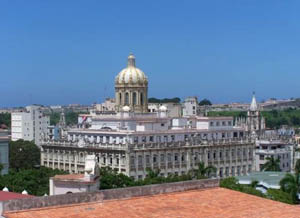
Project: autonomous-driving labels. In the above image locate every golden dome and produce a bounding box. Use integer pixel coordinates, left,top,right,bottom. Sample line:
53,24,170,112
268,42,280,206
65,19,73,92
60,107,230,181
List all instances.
115,53,148,85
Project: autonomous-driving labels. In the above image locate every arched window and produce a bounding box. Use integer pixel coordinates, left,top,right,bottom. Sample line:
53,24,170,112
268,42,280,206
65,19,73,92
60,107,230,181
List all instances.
119,93,122,104
133,92,137,105
140,93,144,105
125,92,129,105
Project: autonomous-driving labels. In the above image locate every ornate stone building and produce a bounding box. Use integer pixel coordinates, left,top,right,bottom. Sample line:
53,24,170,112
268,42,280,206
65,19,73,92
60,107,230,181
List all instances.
115,54,148,113
41,54,256,180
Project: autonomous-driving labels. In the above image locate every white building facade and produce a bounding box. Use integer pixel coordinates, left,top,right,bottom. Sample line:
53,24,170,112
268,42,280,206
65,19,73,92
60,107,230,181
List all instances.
11,105,50,145
40,54,256,180
255,140,293,172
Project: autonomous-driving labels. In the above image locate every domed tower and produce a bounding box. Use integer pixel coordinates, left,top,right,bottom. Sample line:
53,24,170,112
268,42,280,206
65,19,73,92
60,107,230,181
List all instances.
115,54,148,113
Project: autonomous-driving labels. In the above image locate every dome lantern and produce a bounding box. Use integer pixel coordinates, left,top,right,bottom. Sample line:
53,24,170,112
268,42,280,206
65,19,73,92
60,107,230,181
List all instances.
127,53,136,67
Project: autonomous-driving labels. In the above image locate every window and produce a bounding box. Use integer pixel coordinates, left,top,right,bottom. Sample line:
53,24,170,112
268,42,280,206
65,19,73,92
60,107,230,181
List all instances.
222,121,226,126
133,92,137,105
125,92,129,105
174,154,178,161
140,93,144,105
259,155,264,160
146,155,150,164
149,136,154,142
210,122,214,126
248,165,252,173
232,166,235,176
153,155,157,163
138,156,143,166
119,93,122,104
164,135,168,142
181,154,185,162
160,154,164,162
167,153,172,162
219,168,223,178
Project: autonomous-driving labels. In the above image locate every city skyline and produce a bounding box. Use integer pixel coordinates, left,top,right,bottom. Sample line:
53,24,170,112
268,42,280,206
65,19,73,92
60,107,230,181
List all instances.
1,1,300,107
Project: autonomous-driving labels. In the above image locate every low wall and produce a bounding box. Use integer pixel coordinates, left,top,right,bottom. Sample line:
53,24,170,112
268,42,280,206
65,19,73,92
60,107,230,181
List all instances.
1,179,219,214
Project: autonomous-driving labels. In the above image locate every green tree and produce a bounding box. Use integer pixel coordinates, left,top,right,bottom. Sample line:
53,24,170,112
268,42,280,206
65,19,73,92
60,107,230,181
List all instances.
250,180,259,188
261,156,281,172
50,112,60,125
9,140,40,170
279,159,300,203
0,113,11,128
148,97,181,103
199,99,212,106
0,167,66,196
190,162,216,179
266,189,295,204
279,173,299,203
99,167,135,189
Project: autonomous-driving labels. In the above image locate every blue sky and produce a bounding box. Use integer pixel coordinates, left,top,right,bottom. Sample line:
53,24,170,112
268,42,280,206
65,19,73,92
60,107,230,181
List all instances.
1,0,300,107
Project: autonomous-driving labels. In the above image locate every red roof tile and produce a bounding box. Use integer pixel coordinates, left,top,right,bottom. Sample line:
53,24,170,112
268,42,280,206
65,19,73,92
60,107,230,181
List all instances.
0,191,33,201
4,188,300,218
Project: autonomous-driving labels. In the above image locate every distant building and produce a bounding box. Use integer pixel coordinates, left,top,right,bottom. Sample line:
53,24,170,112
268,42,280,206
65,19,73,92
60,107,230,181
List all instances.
255,140,293,172
49,155,100,195
47,126,60,140
94,98,116,112
0,130,9,175
182,97,200,116
11,105,50,146
148,102,182,117
235,93,266,135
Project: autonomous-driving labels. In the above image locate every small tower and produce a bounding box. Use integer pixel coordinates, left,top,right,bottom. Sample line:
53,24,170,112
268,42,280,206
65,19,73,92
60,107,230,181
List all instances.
246,92,265,135
58,109,66,128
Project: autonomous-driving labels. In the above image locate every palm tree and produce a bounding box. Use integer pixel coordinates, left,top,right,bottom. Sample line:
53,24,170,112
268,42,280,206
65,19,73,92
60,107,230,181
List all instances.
280,173,299,203
190,162,216,179
261,156,281,172
279,159,300,203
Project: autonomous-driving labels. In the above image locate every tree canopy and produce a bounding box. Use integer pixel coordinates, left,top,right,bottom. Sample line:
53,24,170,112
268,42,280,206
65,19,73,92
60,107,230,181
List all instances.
220,177,295,204
261,156,281,172
49,111,81,126
0,113,11,128
148,97,181,103
9,140,40,171
0,167,66,196
199,99,212,106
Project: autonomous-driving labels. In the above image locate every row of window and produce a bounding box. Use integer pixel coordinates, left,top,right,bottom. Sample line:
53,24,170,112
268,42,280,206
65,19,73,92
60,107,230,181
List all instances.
119,92,144,106
210,121,232,127
208,148,253,160
130,149,252,166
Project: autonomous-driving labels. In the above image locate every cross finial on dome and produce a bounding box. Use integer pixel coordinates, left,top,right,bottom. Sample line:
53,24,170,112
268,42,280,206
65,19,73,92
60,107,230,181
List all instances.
128,53,136,67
